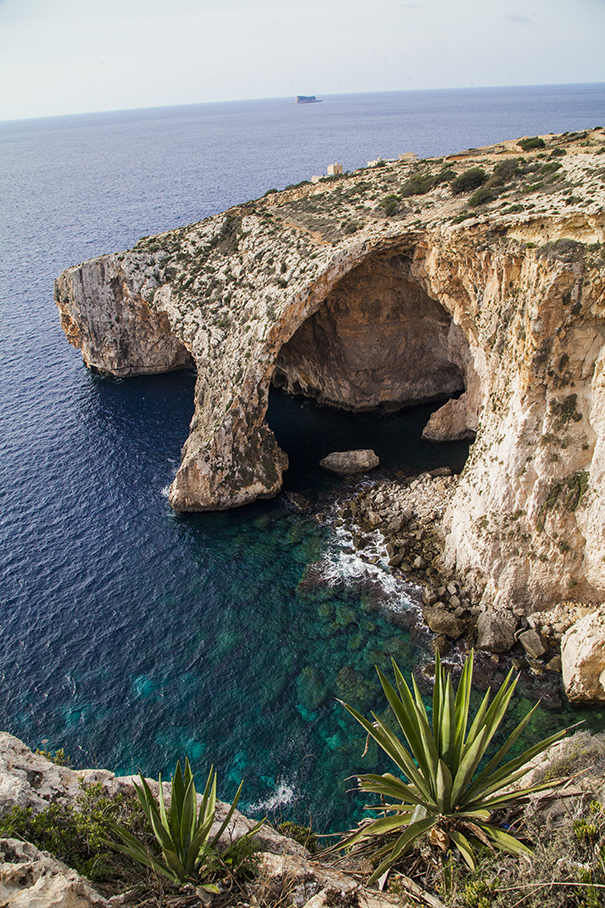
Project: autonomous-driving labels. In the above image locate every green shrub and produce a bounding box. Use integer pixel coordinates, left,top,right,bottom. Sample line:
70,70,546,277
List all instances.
518,137,546,151
536,469,588,531
278,820,318,853
540,161,563,176
35,746,71,766
381,195,399,216
537,238,585,262
468,186,498,208
433,167,457,185
332,652,566,883
490,158,521,185
400,172,436,197
0,780,146,882
451,168,488,195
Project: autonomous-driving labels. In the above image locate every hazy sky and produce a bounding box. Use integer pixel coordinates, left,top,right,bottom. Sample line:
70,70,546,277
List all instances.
0,0,604,121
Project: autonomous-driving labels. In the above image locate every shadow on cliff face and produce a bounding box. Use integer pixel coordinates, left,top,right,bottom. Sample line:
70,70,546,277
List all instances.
267,250,472,493
272,252,467,413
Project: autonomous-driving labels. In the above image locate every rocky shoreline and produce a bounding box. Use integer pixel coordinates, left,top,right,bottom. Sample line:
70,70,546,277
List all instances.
305,466,605,708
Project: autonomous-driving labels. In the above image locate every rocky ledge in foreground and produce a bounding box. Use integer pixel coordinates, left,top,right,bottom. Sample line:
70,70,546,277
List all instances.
55,129,605,616
0,733,411,908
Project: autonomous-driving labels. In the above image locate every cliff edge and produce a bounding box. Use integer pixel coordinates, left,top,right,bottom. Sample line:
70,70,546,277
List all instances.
55,130,605,614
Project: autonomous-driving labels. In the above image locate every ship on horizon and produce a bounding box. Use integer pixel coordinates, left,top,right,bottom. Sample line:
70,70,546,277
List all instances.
295,95,322,104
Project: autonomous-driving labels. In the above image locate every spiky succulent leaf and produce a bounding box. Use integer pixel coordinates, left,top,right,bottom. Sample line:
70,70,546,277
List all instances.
367,817,436,884
476,822,534,856
453,652,473,765
108,761,257,887
209,780,262,849
356,772,432,810
106,823,183,884
436,759,453,813
337,652,568,876
448,829,476,870
462,727,567,808
341,700,431,799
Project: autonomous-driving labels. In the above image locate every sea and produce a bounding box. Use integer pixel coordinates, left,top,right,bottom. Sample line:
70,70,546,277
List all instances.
1,83,605,833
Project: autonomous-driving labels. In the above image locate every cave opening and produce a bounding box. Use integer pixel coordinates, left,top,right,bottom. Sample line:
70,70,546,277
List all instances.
266,251,474,493
272,251,467,412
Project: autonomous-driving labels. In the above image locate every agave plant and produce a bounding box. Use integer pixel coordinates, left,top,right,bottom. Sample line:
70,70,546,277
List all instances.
336,651,567,882
109,758,261,890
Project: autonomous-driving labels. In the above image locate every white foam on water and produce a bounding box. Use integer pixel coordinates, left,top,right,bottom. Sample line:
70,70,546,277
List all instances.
316,521,421,617
248,780,296,813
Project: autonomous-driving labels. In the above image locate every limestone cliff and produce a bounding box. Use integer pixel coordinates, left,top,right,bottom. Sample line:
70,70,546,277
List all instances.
55,129,605,613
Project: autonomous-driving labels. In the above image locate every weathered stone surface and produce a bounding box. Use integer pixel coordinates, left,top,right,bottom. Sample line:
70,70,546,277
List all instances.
55,131,605,614
519,628,548,660
319,449,379,475
0,733,303,857
423,606,465,639
274,255,464,410
258,853,402,908
476,610,517,653
562,611,605,702
422,393,477,441
0,838,108,907
54,256,193,378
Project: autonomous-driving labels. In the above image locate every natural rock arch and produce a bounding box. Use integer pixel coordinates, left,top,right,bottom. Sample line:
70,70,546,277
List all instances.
55,135,605,613
165,233,483,515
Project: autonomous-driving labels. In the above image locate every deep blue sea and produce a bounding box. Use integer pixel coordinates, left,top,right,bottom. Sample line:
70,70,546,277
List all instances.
2,84,605,833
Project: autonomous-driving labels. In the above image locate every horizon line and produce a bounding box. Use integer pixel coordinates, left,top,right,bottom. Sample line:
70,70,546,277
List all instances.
2,80,604,127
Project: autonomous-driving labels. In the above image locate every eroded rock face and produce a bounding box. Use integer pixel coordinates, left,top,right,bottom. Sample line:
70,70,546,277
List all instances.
55,131,605,613
274,254,464,409
422,393,477,441
54,255,193,377
562,611,605,702
0,733,303,857
0,839,109,908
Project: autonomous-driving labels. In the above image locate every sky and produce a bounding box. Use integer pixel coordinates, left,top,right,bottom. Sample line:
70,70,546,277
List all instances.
0,0,604,122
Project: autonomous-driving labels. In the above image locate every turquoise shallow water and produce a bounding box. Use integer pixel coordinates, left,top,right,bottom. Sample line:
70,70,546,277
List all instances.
2,85,605,832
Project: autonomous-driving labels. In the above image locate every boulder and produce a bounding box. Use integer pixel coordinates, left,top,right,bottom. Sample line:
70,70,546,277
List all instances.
423,606,465,639
0,838,108,907
476,610,517,653
519,628,548,660
319,449,379,475
562,611,605,702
